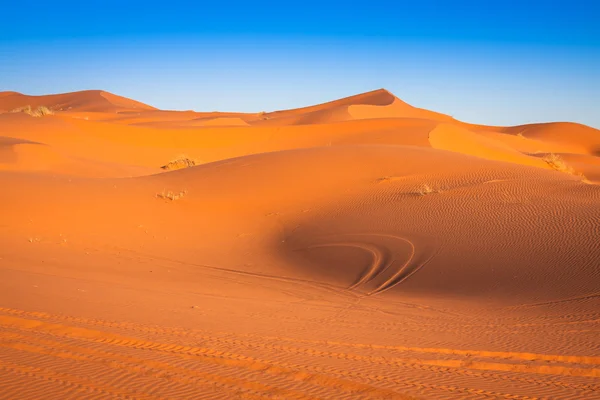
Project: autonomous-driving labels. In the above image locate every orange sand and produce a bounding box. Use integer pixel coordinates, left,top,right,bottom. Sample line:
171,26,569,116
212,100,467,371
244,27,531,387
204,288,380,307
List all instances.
1,89,599,399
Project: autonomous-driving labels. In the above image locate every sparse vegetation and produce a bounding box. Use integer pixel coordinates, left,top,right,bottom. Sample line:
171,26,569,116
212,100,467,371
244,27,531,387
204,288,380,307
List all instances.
160,156,198,170
542,153,588,180
416,183,441,196
31,106,54,117
258,111,269,120
375,177,444,195
156,189,187,201
376,176,393,183
11,105,31,113
11,105,54,117
542,153,574,174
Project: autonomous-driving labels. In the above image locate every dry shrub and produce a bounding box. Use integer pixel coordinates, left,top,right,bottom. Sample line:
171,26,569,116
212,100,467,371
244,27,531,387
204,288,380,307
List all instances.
156,189,187,201
161,156,198,171
542,153,575,174
416,183,442,196
11,105,54,117
31,106,54,117
376,176,393,183
11,105,32,113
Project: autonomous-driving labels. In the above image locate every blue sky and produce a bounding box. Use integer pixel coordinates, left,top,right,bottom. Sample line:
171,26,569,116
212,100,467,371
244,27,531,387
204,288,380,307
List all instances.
1,1,599,127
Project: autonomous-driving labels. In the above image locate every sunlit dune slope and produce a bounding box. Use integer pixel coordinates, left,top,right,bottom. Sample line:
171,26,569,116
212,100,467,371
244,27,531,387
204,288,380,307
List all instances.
428,124,551,169
1,87,597,181
464,121,600,155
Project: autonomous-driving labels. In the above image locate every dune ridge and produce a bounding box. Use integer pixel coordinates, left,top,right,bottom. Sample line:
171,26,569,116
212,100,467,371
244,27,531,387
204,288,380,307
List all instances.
0,88,599,399
0,90,156,113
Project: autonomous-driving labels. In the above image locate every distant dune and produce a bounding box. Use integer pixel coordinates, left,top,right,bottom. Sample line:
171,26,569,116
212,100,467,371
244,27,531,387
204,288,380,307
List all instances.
250,89,454,126
1,88,599,400
0,89,156,113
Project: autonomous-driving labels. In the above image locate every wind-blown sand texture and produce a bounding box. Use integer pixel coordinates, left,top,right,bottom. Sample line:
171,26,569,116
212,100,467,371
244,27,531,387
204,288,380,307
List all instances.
1,89,599,399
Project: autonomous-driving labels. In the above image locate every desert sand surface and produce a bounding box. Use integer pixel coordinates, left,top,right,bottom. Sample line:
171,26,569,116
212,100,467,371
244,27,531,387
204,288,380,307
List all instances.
0,89,599,399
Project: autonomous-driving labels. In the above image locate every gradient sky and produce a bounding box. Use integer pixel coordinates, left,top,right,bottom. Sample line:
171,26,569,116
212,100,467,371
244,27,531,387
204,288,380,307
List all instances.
1,1,599,128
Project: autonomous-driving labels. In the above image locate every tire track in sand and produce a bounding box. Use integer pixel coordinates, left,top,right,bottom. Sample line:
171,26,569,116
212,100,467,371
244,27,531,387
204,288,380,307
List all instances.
0,320,552,400
2,307,599,367
0,358,169,400
301,233,439,295
2,309,599,399
0,313,413,400
3,328,597,398
0,332,287,400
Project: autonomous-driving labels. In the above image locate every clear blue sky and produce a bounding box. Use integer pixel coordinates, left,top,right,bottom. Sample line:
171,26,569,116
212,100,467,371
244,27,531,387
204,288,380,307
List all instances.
1,1,599,128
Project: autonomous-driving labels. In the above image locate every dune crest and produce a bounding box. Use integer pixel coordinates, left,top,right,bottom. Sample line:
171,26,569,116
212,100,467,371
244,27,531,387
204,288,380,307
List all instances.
258,89,454,125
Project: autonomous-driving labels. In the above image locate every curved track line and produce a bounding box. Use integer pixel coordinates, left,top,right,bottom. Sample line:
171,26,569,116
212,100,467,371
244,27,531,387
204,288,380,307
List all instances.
302,233,436,295
305,242,392,290
502,292,600,310
371,245,440,296
103,245,359,299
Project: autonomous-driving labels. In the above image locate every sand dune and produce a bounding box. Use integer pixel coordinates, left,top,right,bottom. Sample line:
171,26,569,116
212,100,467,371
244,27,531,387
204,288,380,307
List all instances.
0,139,66,171
0,90,156,113
254,89,454,126
501,122,600,154
428,124,551,169
1,89,599,399
465,121,600,155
